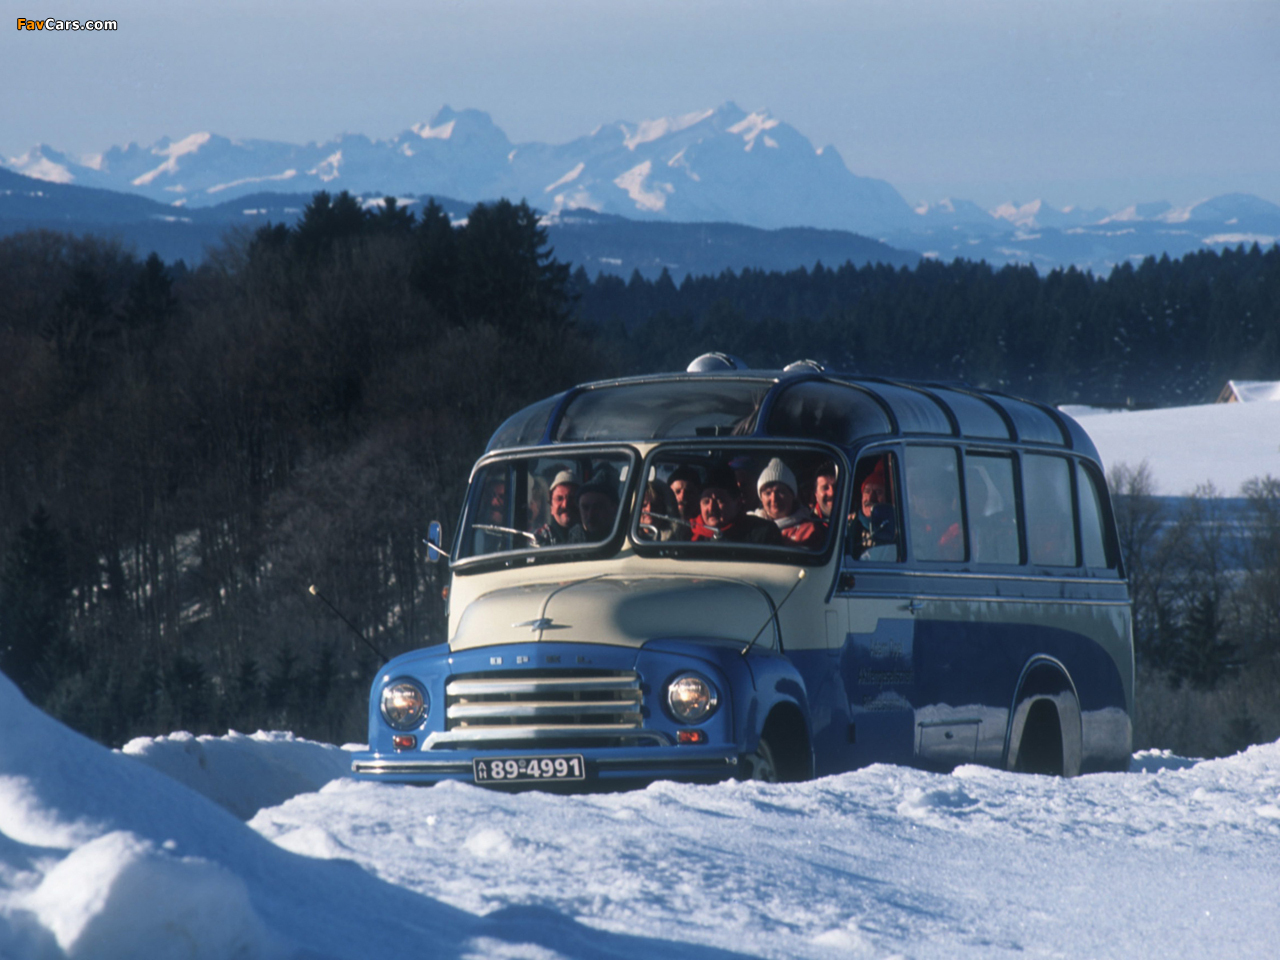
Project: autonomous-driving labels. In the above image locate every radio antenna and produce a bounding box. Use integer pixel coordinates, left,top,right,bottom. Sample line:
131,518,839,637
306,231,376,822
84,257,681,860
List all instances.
741,569,806,656
308,584,388,662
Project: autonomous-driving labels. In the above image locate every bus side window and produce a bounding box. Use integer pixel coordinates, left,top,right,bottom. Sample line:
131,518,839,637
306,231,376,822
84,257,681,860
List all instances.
966,453,1021,564
849,452,902,561
1077,462,1113,569
905,446,966,562
1023,454,1077,566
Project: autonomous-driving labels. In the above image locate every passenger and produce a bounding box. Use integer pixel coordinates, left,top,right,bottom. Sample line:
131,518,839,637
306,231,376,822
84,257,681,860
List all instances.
483,475,508,525
570,473,619,542
812,460,839,530
907,465,963,561
690,463,785,545
855,458,899,560
534,469,579,546
639,478,689,541
751,458,822,548
732,457,763,513
473,472,511,552
666,465,702,522
526,475,549,532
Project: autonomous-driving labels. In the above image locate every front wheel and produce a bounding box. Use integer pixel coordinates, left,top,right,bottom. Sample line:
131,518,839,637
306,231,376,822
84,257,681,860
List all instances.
740,736,779,782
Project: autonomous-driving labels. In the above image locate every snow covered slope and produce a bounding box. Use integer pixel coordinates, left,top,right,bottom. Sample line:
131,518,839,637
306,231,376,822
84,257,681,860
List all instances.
1066,400,1280,496
2,673,1279,958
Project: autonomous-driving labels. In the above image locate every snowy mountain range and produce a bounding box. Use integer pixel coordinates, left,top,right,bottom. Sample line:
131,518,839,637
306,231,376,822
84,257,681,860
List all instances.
4,103,1279,273
2,103,912,234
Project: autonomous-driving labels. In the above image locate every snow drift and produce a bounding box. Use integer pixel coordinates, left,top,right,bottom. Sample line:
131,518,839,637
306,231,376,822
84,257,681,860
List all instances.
3,670,1279,958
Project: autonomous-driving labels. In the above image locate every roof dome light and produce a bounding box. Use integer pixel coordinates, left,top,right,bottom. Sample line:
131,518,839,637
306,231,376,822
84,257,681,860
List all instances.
687,352,748,372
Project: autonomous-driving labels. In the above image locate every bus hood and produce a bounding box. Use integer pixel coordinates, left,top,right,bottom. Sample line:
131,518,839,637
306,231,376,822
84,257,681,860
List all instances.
450,574,778,651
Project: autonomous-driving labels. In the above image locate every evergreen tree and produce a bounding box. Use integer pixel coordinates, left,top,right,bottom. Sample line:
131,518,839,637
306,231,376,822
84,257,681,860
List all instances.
0,506,70,698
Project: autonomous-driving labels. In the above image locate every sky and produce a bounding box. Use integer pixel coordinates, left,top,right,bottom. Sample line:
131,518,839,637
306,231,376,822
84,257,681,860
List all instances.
3,0,1279,210
3,673,1279,958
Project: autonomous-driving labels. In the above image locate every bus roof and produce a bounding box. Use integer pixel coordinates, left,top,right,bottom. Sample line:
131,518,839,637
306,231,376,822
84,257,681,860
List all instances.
486,368,1099,461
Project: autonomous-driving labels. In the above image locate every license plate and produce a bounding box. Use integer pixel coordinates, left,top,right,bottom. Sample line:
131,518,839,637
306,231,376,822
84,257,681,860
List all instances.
473,754,586,784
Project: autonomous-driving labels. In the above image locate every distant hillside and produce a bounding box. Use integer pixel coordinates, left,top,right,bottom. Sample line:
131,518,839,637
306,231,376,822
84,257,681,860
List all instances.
0,167,916,276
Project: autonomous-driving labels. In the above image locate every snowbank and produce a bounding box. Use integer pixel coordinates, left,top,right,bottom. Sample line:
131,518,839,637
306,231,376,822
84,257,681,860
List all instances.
121,730,355,819
0,675,715,959
4,672,1279,958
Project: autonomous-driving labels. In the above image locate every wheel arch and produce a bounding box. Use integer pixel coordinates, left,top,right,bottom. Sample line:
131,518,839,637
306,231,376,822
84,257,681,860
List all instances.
756,699,814,782
1003,655,1083,777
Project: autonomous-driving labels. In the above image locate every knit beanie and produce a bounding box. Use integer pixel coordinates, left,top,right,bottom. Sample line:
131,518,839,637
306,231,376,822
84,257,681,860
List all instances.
756,458,798,497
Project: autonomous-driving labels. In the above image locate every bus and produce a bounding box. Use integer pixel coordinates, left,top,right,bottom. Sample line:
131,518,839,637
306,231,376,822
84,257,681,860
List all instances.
351,356,1133,787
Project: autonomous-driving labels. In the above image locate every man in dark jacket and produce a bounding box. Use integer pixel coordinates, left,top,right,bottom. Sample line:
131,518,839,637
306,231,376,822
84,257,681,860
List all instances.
690,463,785,545
534,469,579,545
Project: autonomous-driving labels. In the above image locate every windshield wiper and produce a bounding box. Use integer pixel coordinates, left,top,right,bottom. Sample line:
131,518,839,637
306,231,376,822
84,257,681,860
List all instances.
644,512,694,530
473,523,540,547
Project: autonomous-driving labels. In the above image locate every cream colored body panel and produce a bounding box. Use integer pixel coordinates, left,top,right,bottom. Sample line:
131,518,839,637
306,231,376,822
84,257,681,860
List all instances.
448,546,836,653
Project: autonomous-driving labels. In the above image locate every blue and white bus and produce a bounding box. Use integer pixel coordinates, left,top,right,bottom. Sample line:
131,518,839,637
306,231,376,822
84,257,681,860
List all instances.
352,357,1134,786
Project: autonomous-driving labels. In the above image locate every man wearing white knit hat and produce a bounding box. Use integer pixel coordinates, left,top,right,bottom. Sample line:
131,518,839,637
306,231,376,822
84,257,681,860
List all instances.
751,458,822,549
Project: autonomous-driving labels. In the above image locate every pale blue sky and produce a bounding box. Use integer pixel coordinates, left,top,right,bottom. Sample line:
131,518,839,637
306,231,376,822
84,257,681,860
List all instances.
4,0,1277,209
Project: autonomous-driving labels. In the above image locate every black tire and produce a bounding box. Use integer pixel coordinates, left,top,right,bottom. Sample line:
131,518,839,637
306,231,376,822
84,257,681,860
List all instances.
741,735,779,782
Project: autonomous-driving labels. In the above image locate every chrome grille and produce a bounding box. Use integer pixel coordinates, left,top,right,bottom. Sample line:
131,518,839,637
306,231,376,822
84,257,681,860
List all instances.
431,669,663,749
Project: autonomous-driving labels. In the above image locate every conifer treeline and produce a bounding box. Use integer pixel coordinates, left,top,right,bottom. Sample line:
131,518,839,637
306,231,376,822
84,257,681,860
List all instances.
578,246,1280,406
0,193,593,745
0,191,1277,751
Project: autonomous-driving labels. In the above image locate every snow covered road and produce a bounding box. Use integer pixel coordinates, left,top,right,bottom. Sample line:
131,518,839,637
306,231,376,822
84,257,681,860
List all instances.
2,672,1278,959
251,753,1280,959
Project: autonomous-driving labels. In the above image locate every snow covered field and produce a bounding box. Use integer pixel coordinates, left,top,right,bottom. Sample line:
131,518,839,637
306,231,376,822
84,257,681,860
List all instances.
1063,400,1280,496
2,673,1278,959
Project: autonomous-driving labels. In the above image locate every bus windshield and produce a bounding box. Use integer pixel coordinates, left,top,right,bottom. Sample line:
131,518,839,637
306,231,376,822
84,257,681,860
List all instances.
456,451,635,561
455,446,842,564
636,447,840,555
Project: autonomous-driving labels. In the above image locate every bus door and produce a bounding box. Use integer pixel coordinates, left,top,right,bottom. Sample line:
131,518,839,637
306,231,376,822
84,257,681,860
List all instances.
831,446,920,769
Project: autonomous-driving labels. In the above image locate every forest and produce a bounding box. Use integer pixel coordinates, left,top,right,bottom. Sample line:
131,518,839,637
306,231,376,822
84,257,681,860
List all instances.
1,189,1278,755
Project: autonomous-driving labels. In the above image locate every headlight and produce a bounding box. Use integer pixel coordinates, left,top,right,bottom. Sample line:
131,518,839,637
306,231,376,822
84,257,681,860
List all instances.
666,674,718,723
381,679,427,730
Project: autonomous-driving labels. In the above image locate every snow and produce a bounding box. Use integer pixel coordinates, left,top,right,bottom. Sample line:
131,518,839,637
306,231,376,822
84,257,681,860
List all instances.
308,151,342,183
412,119,456,140
7,150,75,185
1223,380,1280,403
3,668,1280,958
131,132,213,187
121,730,354,820
727,111,781,147
991,199,1042,227
205,169,298,195
613,160,672,212
1203,232,1277,247
545,162,585,193
621,109,714,151
1065,400,1280,495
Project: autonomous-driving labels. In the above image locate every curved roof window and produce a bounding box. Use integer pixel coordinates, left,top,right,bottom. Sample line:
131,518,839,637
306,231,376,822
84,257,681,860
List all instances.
487,394,562,451
866,382,954,435
990,396,1068,445
765,381,893,444
555,380,771,442
926,387,1011,440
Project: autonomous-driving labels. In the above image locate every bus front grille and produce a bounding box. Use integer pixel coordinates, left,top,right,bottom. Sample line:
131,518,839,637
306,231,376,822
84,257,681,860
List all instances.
434,669,658,749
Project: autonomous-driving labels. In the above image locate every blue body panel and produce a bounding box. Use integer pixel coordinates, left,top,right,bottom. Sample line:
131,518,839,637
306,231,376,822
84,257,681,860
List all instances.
787,615,1131,775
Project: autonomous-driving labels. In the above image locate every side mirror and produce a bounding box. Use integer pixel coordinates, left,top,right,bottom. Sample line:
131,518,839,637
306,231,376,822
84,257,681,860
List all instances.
425,520,448,562
868,503,897,544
